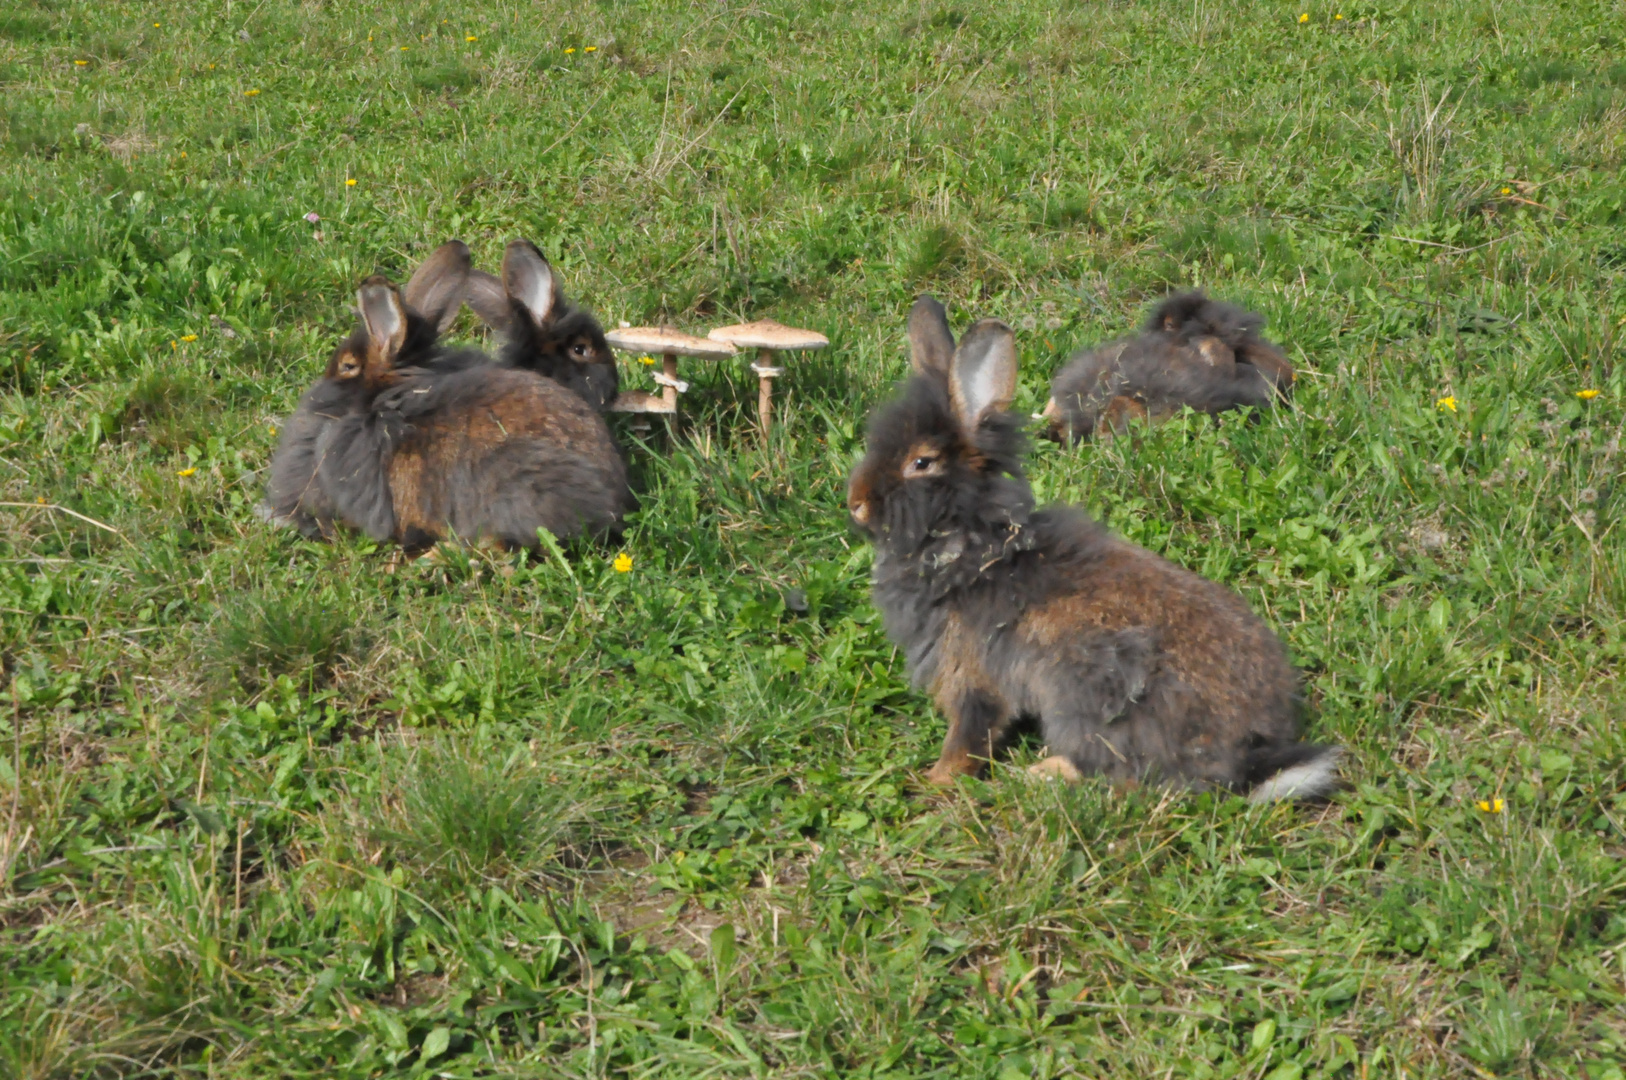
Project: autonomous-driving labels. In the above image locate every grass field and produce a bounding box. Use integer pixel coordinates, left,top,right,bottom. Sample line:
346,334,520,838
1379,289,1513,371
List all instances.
3,0,1626,1076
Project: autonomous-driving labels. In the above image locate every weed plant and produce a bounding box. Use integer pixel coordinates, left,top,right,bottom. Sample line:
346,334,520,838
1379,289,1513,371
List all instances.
370,740,604,892
205,585,360,690
1,1,1625,1077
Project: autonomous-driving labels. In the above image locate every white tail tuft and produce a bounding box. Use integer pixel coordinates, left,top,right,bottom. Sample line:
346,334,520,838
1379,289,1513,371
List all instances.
1248,747,1343,803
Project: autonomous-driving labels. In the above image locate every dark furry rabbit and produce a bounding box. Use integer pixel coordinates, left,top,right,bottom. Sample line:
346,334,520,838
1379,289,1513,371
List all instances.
262,257,630,550
1044,292,1294,442
260,240,483,538
465,239,619,412
846,295,1339,801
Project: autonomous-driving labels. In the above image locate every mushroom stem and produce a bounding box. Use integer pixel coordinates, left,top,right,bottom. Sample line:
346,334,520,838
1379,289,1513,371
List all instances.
662,352,679,411
756,347,777,442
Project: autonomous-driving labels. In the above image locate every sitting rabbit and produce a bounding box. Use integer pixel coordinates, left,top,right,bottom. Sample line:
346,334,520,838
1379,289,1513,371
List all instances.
846,295,1338,801
1045,292,1293,441
262,247,630,550
259,240,482,539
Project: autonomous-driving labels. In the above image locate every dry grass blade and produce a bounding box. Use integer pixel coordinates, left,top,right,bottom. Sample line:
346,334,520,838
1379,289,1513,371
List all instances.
1381,80,1460,217
0,503,122,535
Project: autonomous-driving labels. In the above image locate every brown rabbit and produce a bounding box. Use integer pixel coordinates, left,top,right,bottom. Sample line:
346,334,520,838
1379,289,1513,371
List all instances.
464,240,619,412
846,295,1339,800
260,240,484,539
263,250,630,550
1045,292,1294,442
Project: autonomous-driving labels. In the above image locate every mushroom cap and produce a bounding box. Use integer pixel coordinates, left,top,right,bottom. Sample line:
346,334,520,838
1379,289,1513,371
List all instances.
604,326,738,359
707,320,829,351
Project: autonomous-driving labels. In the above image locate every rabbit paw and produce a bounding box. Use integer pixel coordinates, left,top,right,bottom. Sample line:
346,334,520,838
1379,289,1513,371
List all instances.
924,762,962,786
1027,756,1084,783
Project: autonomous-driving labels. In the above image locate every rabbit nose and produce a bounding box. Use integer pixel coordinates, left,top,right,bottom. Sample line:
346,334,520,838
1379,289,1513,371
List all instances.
1040,397,1059,420
850,500,871,525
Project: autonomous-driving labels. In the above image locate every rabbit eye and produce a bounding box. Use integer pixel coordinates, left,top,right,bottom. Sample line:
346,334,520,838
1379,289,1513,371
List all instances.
571,343,590,359
903,454,940,478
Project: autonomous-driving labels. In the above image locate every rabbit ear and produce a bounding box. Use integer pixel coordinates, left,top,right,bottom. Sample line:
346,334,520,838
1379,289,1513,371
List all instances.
908,294,955,376
357,276,408,370
950,319,1018,434
502,239,562,329
465,269,517,336
402,240,471,335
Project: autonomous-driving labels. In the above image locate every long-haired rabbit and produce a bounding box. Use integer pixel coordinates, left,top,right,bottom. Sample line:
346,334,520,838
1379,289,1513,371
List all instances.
260,240,482,538
846,295,1339,801
264,266,630,549
1045,292,1294,442
465,239,619,412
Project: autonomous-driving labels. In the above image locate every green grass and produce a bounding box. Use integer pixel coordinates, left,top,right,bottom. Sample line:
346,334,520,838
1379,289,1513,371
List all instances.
2,0,1625,1076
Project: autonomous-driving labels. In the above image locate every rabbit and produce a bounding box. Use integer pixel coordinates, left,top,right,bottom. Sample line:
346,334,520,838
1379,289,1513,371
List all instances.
464,239,619,412
845,294,1340,801
263,262,631,550
1044,291,1294,442
260,240,484,539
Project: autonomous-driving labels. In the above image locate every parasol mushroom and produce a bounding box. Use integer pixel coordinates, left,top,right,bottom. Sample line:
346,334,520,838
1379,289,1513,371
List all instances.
705,320,829,441
603,326,737,417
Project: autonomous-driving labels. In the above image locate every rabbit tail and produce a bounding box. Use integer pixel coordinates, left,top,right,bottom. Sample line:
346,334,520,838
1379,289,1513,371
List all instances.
1244,743,1343,803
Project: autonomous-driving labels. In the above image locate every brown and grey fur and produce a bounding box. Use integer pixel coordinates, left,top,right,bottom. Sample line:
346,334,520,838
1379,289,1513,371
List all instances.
847,295,1339,800
262,250,630,550
465,239,619,412
260,241,484,539
1045,292,1294,442
356,363,630,549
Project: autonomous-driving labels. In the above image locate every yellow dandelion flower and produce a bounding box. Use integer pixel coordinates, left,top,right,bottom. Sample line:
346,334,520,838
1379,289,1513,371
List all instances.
170,340,178,350
346,178,357,186
1298,12,1309,22
244,88,260,96
613,552,633,573
1577,389,1600,400
1500,186,1512,195
36,496,47,504
638,355,656,366
400,45,409,51
1475,798,1504,814
177,467,198,478
75,59,89,66
585,45,598,52
269,425,278,436
208,63,215,70
179,151,187,158
153,22,161,27
1436,396,1457,413
466,35,477,42
180,334,198,342
1334,13,1344,19
565,46,576,54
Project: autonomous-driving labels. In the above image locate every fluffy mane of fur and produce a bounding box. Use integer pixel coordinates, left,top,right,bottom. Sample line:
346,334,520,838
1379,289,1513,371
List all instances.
862,376,1032,578
860,376,1121,688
